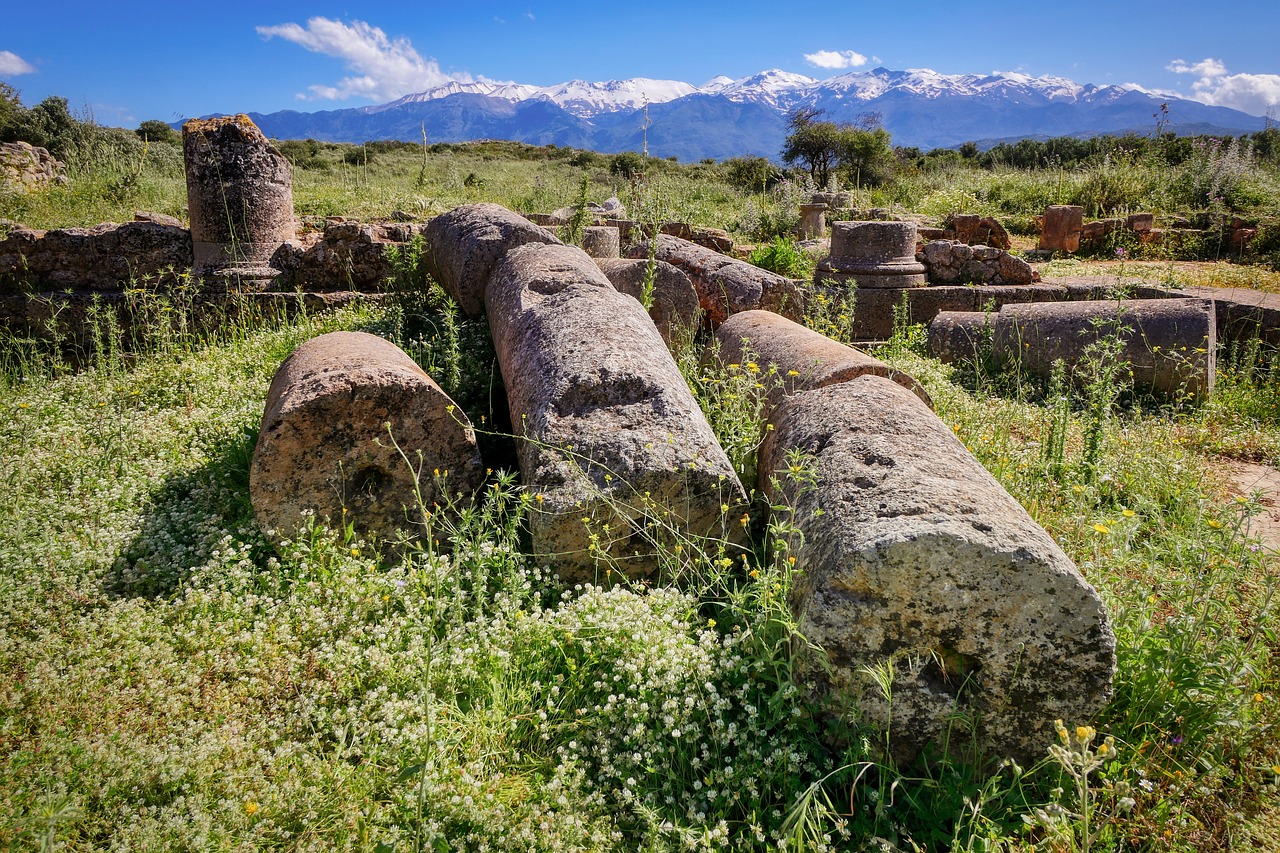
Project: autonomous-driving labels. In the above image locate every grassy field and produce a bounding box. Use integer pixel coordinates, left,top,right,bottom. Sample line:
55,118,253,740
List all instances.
1,136,1279,851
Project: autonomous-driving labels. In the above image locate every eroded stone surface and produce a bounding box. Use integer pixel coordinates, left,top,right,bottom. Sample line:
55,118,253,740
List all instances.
761,376,1116,763
422,203,561,317
626,233,804,326
581,226,621,259
714,309,931,410
250,331,484,546
594,257,700,346
0,221,191,291
928,298,1217,400
183,115,294,286
1039,205,1084,252
487,242,746,581
818,221,927,288
0,141,66,193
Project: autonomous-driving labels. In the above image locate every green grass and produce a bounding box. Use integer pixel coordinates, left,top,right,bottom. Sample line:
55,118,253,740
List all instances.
0,272,1275,850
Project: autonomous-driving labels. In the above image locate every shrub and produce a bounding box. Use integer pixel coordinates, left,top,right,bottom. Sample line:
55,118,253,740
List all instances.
748,236,813,278
609,151,645,180
723,156,779,192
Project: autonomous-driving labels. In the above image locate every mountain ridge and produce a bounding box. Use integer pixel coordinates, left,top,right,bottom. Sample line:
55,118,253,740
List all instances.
194,66,1267,159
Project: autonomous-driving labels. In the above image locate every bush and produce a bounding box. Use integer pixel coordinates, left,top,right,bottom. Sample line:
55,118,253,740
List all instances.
136,120,180,146
723,156,778,192
748,235,813,278
609,151,645,180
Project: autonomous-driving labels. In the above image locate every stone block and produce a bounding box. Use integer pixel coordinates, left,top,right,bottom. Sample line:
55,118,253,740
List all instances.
1038,205,1084,253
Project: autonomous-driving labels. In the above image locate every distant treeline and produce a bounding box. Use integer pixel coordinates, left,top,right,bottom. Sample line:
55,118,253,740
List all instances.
898,128,1280,171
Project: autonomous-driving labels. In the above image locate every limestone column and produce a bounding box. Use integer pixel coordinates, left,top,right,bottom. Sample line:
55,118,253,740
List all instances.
713,309,931,410
183,114,294,288
581,225,621,259
816,221,927,288
797,203,827,240
250,331,484,546
762,375,1116,763
487,242,747,581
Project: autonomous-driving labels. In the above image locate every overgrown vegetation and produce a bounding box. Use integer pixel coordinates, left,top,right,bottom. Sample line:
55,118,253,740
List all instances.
1,88,1279,850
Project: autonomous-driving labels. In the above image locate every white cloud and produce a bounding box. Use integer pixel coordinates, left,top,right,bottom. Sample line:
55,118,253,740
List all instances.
257,17,468,101
0,50,37,76
804,49,869,70
1167,57,1280,116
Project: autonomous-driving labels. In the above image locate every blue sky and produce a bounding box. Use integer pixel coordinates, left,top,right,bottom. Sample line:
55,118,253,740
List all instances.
3,1,1279,126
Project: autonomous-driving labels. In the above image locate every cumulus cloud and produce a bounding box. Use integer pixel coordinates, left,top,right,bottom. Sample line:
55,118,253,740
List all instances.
804,50,869,70
0,50,37,76
1167,57,1280,116
257,17,468,101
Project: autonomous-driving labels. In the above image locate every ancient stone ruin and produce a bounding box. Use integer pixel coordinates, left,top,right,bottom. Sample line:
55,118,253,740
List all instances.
1039,205,1085,253
13,114,1280,764
593,257,700,346
816,221,927,288
486,240,747,580
183,115,295,287
761,376,1115,763
625,233,804,327
927,298,1217,400
0,141,67,193
249,330,485,546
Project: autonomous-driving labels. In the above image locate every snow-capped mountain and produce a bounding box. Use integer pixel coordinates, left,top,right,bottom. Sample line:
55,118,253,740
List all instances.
220,66,1266,161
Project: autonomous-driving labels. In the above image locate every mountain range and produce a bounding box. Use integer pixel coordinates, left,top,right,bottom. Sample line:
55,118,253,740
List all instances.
209,67,1268,161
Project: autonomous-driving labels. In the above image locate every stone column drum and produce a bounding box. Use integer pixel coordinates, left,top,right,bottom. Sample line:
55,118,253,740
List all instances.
594,257,701,346
761,375,1116,763
486,242,747,582
713,309,932,410
928,298,1217,400
816,221,927,288
422,203,562,317
581,225,621,259
625,233,805,327
1038,205,1085,253
183,114,294,287
798,203,828,240
250,331,485,546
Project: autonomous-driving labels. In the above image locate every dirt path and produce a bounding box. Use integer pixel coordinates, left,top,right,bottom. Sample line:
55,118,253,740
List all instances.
1221,461,1280,555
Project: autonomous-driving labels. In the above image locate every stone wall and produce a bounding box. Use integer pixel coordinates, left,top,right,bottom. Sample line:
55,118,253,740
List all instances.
0,141,67,193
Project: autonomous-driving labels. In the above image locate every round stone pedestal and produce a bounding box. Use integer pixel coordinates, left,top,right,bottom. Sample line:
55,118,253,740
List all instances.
817,221,926,288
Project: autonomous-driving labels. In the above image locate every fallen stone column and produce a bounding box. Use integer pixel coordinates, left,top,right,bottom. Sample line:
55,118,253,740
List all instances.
626,233,805,327
924,310,992,364
250,331,485,546
713,309,931,411
487,242,747,582
594,257,701,346
928,298,1216,400
183,115,294,288
422,203,562,317
761,375,1116,763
